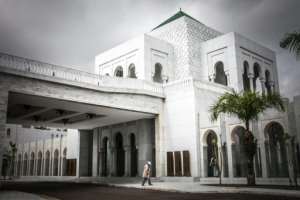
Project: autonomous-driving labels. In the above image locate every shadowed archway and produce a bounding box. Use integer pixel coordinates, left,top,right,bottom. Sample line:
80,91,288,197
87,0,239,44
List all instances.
115,133,125,176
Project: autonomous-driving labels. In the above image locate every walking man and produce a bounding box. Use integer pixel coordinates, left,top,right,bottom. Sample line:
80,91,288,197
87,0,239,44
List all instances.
141,161,152,186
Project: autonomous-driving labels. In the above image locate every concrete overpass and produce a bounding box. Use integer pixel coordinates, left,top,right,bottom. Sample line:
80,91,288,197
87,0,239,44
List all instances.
0,52,166,178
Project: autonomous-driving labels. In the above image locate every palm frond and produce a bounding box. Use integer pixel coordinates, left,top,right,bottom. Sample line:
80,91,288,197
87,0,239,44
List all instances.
280,31,300,59
210,90,285,125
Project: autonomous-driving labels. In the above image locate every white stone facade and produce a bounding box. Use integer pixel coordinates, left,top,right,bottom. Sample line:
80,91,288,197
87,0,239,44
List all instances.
2,124,78,177
93,11,300,184
1,11,299,185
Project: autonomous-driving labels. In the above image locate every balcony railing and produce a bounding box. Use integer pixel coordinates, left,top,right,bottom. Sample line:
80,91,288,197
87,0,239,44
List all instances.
0,53,164,96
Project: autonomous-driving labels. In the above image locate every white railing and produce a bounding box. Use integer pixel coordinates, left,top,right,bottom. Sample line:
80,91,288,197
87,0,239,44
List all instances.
0,53,164,96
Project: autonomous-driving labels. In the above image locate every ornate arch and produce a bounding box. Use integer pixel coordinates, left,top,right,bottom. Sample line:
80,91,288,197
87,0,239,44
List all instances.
214,61,227,86
202,129,220,146
128,63,137,78
114,66,123,77
153,63,163,83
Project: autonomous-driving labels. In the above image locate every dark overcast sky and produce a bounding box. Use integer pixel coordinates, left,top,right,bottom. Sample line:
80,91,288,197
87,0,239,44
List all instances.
0,0,299,99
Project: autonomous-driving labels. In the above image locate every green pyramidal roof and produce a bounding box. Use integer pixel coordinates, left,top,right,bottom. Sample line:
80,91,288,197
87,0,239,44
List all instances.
152,10,203,31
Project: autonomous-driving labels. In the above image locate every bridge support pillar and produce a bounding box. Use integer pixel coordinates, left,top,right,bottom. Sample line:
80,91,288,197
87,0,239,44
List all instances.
0,89,8,179
77,129,93,177
155,114,165,177
137,119,154,176
92,128,99,177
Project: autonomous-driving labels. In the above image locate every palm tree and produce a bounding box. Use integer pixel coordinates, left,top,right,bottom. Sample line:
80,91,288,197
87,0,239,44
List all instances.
210,90,285,185
280,31,300,59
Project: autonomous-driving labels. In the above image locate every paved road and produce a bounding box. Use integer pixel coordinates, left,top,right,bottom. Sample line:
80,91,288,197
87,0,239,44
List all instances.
1,182,300,200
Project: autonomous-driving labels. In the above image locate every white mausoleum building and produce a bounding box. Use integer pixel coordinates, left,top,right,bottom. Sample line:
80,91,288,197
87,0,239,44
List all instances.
1,11,300,185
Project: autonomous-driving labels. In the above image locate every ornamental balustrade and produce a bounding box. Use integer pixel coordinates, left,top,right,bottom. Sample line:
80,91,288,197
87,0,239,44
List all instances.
0,53,163,96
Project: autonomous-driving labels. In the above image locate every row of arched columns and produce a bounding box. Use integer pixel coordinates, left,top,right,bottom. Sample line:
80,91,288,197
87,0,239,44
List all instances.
209,60,276,95
13,148,67,177
242,61,275,95
111,64,137,78
201,121,297,179
99,133,138,177
104,63,167,84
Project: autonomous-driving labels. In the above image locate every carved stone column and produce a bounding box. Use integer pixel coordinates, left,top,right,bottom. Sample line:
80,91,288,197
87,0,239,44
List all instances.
260,141,268,178
209,74,216,82
162,75,169,84
269,81,275,94
99,148,104,176
248,73,254,91
260,77,266,95
124,145,131,177
110,147,116,176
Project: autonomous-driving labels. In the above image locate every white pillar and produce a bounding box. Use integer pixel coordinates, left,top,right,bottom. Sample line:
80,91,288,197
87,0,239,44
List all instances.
260,78,266,95
200,143,205,177
260,142,268,178
155,114,165,177
248,73,254,91
92,129,99,177
110,147,116,176
124,146,131,176
99,148,104,176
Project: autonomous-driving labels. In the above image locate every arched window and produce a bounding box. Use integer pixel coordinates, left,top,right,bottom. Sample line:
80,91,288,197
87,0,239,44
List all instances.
37,151,42,176
243,61,250,91
214,62,227,86
253,63,261,92
114,66,123,77
153,63,163,83
128,64,137,78
53,149,59,176
264,122,288,177
45,151,50,176
30,152,35,176
265,70,272,95
62,148,67,176
17,154,22,176
231,126,247,177
23,153,28,176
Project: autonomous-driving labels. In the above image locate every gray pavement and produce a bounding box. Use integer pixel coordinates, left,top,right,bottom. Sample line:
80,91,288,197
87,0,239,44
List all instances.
0,191,58,200
107,182,300,197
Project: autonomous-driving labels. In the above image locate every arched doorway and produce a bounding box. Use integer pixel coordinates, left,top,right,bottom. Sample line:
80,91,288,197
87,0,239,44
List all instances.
37,151,42,176
243,61,250,91
206,131,219,177
130,133,138,176
115,133,125,176
231,126,247,177
264,122,288,177
45,151,50,176
62,148,67,176
153,63,163,83
53,149,59,176
128,64,137,78
101,137,109,176
29,152,34,176
214,61,227,86
23,153,28,176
